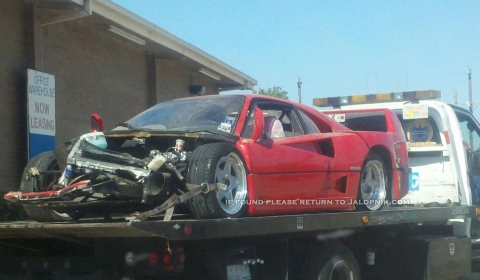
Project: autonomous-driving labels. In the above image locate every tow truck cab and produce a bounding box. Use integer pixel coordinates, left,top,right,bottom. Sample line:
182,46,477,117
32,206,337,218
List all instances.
317,90,478,208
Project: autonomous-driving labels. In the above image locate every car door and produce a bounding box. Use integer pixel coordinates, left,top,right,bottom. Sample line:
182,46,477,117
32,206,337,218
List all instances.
243,100,368,215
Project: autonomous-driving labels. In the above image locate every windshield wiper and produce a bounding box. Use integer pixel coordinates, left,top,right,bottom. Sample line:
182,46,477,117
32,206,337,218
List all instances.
115,123,137,130
172,128,237,138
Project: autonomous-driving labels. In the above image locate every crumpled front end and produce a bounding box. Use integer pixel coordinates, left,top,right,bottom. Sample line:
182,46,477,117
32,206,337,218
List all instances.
5,131,193,216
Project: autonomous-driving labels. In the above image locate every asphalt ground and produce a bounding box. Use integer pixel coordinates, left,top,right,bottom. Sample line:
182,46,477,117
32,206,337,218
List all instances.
463,272,480,279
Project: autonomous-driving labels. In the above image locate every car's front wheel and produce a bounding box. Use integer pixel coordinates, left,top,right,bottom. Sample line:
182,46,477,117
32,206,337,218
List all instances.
20,151,73,222
187,143,248,219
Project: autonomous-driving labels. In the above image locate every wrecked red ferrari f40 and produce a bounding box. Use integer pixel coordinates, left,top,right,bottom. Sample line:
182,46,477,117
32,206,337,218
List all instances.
5,94,409,222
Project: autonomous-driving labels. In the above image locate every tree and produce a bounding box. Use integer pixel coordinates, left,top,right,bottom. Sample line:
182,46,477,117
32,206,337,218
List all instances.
253,86,288,100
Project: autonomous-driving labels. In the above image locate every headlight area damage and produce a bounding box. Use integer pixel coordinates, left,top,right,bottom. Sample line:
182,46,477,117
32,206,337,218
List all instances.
4,131,230,222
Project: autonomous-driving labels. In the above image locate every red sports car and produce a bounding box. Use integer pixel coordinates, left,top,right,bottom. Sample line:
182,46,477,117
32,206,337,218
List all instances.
5,94,409,221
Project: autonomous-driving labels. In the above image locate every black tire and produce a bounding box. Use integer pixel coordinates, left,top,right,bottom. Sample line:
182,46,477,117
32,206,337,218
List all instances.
187,143,248,219
357,152,387,211
20,151,73,222
301,244,361,280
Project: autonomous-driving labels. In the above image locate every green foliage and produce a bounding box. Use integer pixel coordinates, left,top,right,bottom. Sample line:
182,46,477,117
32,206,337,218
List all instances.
0,194,26,221
253,86,288,100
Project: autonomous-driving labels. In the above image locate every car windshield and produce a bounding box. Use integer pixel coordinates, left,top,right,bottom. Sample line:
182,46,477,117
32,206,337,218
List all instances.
125,95,245,133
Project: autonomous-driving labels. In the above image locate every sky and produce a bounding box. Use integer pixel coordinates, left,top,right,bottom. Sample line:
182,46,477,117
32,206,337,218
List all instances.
112,0,480,117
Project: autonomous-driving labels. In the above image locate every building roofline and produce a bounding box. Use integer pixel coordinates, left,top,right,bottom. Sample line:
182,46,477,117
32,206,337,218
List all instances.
93,0,257,89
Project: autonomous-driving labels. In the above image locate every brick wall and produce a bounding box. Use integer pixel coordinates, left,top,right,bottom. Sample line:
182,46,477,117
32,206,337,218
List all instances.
156,60,219,103
40,17,150,141
0,0,28,191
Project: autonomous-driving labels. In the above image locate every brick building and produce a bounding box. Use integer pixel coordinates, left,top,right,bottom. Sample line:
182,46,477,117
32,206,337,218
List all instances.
0,0,257,191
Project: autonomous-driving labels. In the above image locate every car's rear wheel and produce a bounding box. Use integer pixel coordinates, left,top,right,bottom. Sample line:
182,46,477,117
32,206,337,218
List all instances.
357,152,387,211
20,151,73,222
187,143,248,219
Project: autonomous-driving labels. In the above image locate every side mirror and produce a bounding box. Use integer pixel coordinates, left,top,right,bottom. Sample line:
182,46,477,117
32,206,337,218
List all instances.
251,107,264,142
90,113,104,132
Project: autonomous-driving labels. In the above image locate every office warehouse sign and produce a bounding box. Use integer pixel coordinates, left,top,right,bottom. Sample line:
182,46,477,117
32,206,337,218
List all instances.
27,69,55,159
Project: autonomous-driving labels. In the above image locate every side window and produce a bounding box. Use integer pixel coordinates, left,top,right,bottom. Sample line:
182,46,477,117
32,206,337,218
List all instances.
241,105,257,139
456,112,480,175
458,115,480,151
298,110,321,134
262,109,287,139
241,102,304,139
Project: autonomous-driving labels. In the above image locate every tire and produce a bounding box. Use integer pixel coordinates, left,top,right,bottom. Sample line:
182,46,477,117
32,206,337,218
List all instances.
301,244,361,280
357,152,387,211
20,151,73,222
187,143,248,219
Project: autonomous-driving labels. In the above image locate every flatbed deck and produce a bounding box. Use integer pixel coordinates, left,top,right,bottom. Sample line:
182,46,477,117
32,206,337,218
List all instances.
0,206,475,240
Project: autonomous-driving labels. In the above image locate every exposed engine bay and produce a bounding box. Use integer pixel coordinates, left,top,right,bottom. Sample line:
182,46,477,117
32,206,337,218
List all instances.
62,132,190,204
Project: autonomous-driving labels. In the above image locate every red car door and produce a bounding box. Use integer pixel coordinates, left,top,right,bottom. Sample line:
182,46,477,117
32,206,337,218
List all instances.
241,101,369,215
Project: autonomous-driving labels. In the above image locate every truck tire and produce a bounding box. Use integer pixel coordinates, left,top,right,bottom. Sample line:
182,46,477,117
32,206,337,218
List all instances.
357,152,387,211
20,151,73,222
301,244,361,280
187,143,248,219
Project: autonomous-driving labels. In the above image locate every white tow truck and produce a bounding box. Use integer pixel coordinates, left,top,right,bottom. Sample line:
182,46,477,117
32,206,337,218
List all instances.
318,90,475,207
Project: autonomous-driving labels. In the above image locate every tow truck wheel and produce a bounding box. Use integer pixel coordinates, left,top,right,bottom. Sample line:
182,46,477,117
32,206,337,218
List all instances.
357,152,387,211
20,151,73,222
187,143,248,219
301,243,361,280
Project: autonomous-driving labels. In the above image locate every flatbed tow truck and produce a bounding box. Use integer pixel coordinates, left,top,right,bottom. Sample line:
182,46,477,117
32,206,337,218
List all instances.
0,205,476,279
1,90,479,280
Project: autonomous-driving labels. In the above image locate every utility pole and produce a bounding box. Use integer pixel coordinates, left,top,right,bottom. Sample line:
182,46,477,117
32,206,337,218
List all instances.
468,66,473,148
297,76,302,104
468,66,473,114
454,90,458,105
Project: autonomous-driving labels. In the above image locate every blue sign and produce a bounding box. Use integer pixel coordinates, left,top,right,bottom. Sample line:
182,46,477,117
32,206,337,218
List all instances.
409,172,420,191
29,133,55,159
27,69,56,159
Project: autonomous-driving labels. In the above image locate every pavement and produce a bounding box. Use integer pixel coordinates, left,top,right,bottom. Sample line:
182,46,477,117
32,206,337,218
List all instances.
463,273,480,279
